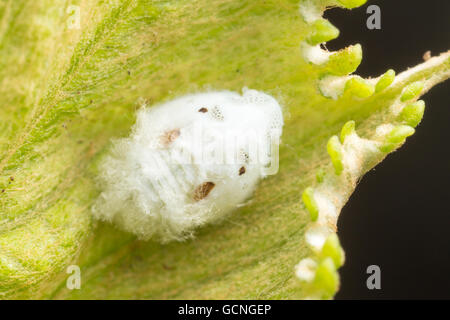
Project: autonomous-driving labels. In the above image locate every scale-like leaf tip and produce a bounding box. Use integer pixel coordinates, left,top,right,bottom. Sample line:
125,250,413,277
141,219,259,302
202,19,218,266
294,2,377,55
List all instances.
313,257,340,299
302,187,319,221
344,76,375,98
320,234,345,268
340,120,356,143
295,258,317,282
306,19,340,46
325,44,363,76
399,100,426,127
400,81,425,102
336,0,368,9
327,135,344,175
316,168,326,183
375,69,396,93
380,125,415,153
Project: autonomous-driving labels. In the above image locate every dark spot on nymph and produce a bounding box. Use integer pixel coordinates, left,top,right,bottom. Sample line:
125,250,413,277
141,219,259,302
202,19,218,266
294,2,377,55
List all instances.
241,151,250,163
160,129,180,147
193,182,215,201
198,107,208,113
239,166,246,176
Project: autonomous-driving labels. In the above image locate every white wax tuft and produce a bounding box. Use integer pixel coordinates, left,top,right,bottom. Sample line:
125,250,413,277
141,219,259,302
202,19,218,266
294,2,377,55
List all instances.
92,89,283,242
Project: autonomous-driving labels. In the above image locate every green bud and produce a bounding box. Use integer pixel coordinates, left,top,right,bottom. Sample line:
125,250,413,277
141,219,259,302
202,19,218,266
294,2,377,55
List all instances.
320,234,345,268
302,187,319,221
344,77,375,98
340,120,355,143
380,125,415,153
400,81,424,102
399,100,425,127
306,19,340,46
327,135,344,175
326,44,362,76
314,257,340,299
336,0,368,9
375,69,395,93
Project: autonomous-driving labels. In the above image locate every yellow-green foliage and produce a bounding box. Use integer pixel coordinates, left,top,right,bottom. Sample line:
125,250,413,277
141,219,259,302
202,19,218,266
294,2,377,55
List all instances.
0,0,448,299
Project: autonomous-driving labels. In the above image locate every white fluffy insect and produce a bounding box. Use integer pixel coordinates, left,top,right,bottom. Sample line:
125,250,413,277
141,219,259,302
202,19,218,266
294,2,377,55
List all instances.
92,88,283,242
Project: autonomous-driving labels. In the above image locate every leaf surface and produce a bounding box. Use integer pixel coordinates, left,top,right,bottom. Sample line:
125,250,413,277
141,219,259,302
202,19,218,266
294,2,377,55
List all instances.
0,0,448,299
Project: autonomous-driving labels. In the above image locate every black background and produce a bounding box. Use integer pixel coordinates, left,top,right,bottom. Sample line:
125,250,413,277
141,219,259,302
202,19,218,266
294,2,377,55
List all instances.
323,0,450,299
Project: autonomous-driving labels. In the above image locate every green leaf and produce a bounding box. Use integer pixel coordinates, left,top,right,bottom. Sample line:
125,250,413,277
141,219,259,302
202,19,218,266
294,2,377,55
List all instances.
0,0,448,299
